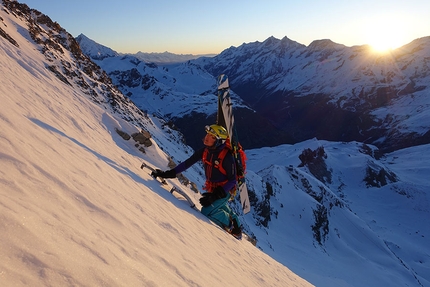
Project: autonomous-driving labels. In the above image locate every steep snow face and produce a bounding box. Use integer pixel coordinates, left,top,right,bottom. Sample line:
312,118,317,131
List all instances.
0,2,312,287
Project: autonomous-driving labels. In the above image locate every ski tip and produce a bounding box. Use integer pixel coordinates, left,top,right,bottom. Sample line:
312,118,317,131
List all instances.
217,74,229,90
217,74,226,81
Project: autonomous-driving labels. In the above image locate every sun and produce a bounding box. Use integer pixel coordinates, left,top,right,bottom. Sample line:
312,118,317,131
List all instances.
368,31,403,53
363,14,406,53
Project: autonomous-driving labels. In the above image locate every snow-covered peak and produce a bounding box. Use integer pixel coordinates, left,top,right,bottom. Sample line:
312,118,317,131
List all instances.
76,33,119,60
306,38,346,51
280,35,305,49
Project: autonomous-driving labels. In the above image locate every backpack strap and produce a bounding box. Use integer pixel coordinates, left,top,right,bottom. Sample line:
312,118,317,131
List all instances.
215,148,229,175
202,146,232,192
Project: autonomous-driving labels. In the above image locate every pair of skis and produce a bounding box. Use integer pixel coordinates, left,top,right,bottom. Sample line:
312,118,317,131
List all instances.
217,74,251,215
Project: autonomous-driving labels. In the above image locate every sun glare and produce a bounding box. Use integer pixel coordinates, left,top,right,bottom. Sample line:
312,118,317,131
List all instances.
364,14,406,53
368,32,403,53
369,39,398,53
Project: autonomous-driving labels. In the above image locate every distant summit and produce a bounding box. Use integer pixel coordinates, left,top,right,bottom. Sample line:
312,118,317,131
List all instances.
131,51,216,65
306,39,346,51
76,34,215,64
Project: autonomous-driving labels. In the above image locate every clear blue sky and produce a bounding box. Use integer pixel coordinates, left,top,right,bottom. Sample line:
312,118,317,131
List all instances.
22,0,430,55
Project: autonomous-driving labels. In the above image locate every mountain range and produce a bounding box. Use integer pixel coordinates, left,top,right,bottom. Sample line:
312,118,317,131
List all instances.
1,1,429,286
196,36,430,153
77,33,430,154
75,34,216,64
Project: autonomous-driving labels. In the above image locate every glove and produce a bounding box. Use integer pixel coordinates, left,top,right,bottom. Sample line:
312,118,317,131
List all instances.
212,186,227,200
199,193,215,207
199,187,227,207
151,169,176,179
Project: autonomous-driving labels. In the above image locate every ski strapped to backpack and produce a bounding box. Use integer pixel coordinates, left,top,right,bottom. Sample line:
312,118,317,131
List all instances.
216,74,250,214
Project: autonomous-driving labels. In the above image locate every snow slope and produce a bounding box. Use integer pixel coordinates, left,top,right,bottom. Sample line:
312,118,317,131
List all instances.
0,7,312,286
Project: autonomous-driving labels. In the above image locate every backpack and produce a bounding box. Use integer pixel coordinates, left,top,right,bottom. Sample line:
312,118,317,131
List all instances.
202,138,247,193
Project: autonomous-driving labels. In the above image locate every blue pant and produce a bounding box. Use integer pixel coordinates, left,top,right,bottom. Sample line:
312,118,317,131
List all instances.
201,193,240,229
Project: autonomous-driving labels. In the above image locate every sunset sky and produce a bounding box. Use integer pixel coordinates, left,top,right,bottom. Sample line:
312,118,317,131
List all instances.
22,0,430,55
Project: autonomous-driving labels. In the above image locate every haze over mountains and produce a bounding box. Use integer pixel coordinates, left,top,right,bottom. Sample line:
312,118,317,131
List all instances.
1,1,429,286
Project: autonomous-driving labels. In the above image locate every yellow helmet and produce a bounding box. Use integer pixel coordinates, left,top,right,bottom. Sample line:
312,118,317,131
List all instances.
205,124,228,140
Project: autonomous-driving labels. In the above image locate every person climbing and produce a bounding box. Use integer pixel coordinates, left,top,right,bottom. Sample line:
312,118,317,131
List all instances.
151,124,242,239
